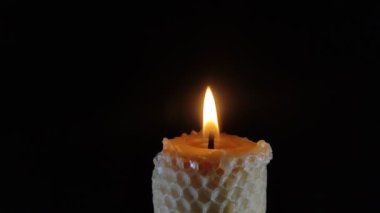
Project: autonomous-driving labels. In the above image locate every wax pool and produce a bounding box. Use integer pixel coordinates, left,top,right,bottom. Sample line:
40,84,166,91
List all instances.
152,131,272,213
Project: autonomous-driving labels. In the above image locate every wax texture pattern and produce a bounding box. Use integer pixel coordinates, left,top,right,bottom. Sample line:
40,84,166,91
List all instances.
152,134,272,213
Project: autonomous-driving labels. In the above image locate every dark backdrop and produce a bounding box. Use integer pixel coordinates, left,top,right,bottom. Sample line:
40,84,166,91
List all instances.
2,2,379,212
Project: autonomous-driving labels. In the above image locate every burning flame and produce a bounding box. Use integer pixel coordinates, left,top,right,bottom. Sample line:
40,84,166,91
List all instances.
202,86,220,137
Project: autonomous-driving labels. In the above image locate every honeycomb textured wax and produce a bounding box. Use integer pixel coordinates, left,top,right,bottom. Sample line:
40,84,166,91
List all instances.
152,132,272,213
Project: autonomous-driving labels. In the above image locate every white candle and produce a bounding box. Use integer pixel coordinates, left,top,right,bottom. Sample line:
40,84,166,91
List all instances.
152,87,272,213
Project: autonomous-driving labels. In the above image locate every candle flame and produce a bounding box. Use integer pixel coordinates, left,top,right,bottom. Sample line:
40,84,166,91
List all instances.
203,86,220,137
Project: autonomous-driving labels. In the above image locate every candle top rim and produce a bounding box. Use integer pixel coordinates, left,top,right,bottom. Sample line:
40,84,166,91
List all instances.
162,131,272,159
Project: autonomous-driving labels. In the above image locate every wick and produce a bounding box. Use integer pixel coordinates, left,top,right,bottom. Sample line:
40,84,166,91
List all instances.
208,133,215,149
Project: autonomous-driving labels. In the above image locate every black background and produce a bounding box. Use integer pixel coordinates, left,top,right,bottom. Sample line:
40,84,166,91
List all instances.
2,2,379,212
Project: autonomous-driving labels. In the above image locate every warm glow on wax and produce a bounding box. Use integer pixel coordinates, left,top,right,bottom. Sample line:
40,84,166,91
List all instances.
202,87,220,137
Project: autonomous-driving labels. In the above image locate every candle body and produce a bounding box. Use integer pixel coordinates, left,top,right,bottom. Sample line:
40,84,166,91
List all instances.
152,132,272,213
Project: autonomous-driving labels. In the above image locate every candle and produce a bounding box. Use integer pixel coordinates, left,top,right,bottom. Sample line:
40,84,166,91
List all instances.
152,87,272,213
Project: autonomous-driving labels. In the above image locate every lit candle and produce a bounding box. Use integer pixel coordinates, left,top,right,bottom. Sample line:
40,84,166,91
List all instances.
152,87,272,213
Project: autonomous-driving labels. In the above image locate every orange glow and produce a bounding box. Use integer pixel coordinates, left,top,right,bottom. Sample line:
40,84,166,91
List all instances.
202,87,220,137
